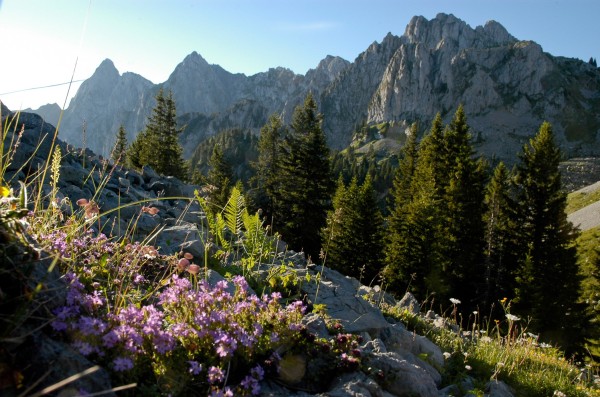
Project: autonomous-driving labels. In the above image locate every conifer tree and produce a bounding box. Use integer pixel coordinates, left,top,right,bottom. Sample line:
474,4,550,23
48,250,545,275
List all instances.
483,162,519,307
385,108,486,309
205,144,234,211
111,124,128,165
385,115,445,298
277,93,333,260
127,89,187,180
323,176,385,284
250,114,286,221
127,129,149,169
513,122,586,354
441,105,487,308
389,123,419,210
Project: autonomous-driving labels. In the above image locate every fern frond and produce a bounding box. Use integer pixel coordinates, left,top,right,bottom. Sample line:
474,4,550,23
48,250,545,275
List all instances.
222,186,245,236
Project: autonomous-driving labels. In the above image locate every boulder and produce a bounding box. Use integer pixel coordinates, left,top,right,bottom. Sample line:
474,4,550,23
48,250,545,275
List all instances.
363,352,439,397
153,222,207,258
301,266,390,334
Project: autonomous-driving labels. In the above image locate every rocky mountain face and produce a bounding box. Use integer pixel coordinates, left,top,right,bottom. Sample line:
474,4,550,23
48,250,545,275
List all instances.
322,13,600,160
58,59,154,157
44,13,600,162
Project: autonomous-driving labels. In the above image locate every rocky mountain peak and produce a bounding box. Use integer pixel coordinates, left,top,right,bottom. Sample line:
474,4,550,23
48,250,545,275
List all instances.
92,58,120,82
404,13,516,51
478,19,516,45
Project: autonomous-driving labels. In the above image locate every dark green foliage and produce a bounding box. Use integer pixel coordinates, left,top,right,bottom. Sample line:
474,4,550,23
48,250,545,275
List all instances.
330,148,397,213
384,107,487,310
322,175,385,285
441,106,487,308
126,89,188,180
590,57,598,67
249,115,286,221
513,122,587,355
202,144,234,211
276,93,334,260
190,129,258,186
385,115,445,299
483,162,520,307
111,124,128,165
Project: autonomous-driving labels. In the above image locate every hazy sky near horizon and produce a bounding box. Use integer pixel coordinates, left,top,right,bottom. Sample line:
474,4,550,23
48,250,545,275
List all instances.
1,0,599,110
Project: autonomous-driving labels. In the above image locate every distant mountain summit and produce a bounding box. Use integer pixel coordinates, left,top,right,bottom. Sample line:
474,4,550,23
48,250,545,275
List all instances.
40,13,599,161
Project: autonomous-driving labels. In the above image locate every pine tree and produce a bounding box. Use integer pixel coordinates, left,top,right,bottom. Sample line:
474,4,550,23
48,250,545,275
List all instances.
111,124,128,165
277,93,333,260
513,121,586,354
250,114,286,221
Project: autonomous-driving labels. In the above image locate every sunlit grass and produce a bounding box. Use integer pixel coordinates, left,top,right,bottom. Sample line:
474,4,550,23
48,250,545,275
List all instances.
566,188,600,214
381,301,600,397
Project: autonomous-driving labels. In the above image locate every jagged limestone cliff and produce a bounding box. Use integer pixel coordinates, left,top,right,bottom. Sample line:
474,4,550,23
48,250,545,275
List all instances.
48,13,600,162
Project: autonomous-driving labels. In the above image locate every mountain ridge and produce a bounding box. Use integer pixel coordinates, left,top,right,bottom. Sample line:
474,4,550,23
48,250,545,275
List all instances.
29,13,600,162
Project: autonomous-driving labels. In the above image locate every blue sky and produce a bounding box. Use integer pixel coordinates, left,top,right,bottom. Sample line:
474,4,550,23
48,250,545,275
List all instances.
1,0,599,110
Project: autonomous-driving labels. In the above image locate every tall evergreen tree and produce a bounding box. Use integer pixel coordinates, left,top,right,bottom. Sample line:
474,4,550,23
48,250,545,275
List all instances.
205,144,234,211
483,162,519,307
250,114,286,221
323,176,385,285
513,122,586,354
385,115,445,298
385,107,486,309
277,94,333,260
127,89,187,180
441,105,487,308
111,124,128,165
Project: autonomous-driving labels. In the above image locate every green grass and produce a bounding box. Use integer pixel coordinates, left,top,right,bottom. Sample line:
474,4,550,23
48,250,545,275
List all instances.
566,188,600,214
380,303,600,397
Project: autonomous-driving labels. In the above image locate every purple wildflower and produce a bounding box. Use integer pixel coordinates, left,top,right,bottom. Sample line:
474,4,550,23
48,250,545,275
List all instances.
188,361,203,375
207,366,225,384
113,356,134,372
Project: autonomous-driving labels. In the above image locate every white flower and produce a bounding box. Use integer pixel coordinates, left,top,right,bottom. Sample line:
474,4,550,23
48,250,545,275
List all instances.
465,365,472,371
505,313,520,322
553,391,566,397
450,298,461,305
443,352,451,359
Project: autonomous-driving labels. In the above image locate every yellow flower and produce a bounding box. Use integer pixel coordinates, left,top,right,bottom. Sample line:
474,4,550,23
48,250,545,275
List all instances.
0,185,10,197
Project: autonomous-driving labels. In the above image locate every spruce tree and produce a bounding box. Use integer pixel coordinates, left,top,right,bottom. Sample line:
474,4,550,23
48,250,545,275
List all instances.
277,93,333,260
483,162,519,307
111,124,128,165
323,176,385,284
129,89,187,180
385,115,445,299
127,129,149,169
205,144,234,211
250,114,286,221
513,121,586,354
441,105,487,308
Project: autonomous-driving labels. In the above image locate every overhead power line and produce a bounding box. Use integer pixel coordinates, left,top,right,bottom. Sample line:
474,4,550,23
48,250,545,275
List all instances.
0,79,86,96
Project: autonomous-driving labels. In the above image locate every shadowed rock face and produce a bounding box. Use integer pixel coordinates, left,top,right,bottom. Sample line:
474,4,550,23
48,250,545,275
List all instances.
33,13,600,164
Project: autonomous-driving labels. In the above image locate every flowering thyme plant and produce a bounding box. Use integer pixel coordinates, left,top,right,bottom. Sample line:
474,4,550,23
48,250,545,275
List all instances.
37,230,306,396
